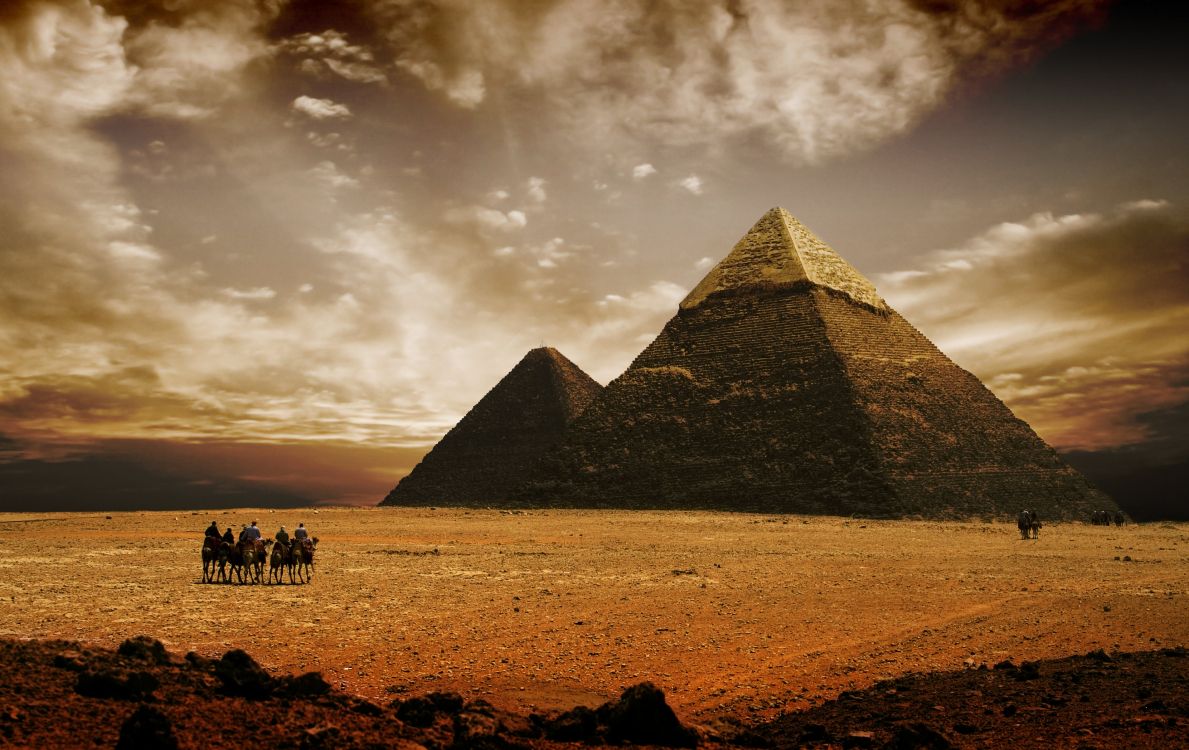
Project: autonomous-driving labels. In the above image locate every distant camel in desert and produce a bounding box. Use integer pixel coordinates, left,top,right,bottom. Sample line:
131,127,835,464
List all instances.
269,542,288,584
215,542,231,583
289,538,318,584
1017,510,1033,540
201,536,220,583
238,539,270,584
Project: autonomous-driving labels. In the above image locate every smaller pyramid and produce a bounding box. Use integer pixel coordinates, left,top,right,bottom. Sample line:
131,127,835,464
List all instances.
380,347,603,506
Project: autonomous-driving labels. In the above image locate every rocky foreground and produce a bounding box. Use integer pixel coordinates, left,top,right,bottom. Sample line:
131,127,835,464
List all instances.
0,637,1185,749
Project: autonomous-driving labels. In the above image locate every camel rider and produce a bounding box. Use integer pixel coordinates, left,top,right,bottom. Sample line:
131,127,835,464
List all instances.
294,523,309,542
275,526,290,547
242,521,262,542
205,520,220,539
222,527,234,545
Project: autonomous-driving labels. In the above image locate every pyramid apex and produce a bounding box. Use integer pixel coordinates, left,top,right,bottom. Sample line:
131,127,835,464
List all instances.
680,208,886,311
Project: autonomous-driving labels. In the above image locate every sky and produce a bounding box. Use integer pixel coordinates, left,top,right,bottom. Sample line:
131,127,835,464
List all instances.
0,0,1186,516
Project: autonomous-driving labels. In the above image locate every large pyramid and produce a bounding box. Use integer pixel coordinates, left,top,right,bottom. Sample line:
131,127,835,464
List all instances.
512,208,1114,519
381,347,603,506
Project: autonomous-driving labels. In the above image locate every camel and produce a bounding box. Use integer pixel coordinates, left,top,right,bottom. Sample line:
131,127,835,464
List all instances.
238,539,270,584
1017,510,1033,540
215,542,231,583
201,536,220,583
289,537,317,584
269,541,288,584
225,542,245,584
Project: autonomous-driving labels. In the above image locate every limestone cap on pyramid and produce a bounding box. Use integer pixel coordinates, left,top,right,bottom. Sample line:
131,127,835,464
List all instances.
680,207,887,311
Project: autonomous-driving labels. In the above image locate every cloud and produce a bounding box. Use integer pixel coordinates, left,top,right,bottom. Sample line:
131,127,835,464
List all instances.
443,205,528,232
526,176,547,203
0,1,134,129
878,200,1189,451
632,163,657,180
527,237,570,268
678,175,704,195
222,286,277,301
119,0,281,120
369,0,1109,163
276,29,387,85
308,160,360,190
292,95,353,120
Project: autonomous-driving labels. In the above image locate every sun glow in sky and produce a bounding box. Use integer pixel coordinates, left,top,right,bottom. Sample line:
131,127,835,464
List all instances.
0,0,1186,511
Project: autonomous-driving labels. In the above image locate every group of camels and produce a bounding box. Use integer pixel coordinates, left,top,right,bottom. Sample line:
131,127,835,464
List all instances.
201,536,317,584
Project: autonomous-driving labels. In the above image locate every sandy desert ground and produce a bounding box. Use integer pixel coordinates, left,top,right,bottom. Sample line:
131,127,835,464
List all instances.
0,508,1185,723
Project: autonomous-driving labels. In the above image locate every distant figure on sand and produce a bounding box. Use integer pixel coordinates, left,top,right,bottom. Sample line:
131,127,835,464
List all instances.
294,522,309,541
1017,510,1033,540
275,526,289,546
1028,510,1041,539
1114,510,1125,527
204,520,220,539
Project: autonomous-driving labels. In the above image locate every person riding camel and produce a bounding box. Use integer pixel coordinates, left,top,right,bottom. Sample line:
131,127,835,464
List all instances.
241,521,262,542
294,522,309,541
275,525,290,547
205,520,220,539
222,527,234,545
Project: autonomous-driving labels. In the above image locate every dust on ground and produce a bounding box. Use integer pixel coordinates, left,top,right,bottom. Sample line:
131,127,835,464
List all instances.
0,508,1185,722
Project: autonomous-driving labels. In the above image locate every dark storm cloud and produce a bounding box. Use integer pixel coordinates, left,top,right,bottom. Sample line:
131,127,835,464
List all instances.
359,0,1111,163
880,200,1189,451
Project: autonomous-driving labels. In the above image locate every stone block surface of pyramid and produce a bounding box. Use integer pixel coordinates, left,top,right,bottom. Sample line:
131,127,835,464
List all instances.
511,208,1114,519
380,347,603,506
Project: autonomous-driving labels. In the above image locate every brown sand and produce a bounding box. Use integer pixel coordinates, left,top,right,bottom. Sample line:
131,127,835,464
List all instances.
0,509,1184,722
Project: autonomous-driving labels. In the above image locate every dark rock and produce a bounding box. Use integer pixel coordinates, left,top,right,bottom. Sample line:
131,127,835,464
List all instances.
1141,699,1168,712
184,652,214,671
116,705,176,750
429,691,466,713
351,699,383,716
281,671,331,698
1002,705,1017,717
726,728,773,748
799,723,833,742
952,722,979,735
52,651,86,672
495,709,541,739
75,669,158,701
884,722,954,749
544,705,599,742
394,696,438,728
214,649,273,697
1012,662,1040,681
992,660,1017,671
300,725,341,750
463,699,497,717
599,682,698,748
1087,649,1114,662
118,636,171,664
453,709,504,748
842,730,874,748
